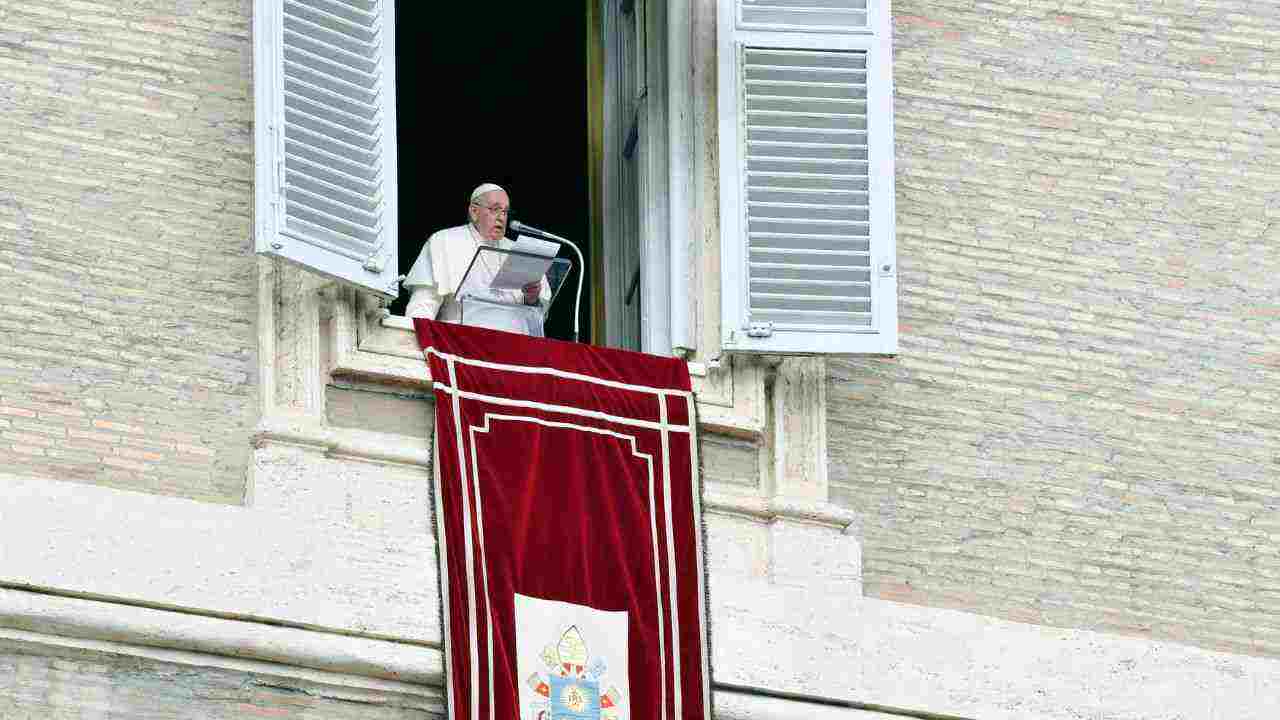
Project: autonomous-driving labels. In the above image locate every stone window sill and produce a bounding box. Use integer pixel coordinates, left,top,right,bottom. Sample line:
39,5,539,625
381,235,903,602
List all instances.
324,295,767,440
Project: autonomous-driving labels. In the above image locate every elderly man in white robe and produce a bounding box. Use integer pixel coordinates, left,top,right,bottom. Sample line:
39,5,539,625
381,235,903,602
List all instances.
403,183,552,335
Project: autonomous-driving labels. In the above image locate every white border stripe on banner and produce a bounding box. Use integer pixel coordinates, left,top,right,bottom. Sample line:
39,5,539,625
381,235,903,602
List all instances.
446,357,482,720
660,394,683,720
424,346,693,398
467,427,496,720
468,413,668,720
433,383,691,433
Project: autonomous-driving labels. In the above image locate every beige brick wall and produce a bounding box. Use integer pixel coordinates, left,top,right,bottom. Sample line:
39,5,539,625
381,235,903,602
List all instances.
0,1,257,503
829,0,1280,657
0,643,434,718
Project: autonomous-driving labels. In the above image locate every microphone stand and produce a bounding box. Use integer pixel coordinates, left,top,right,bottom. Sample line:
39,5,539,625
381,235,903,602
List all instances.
509,221,586,343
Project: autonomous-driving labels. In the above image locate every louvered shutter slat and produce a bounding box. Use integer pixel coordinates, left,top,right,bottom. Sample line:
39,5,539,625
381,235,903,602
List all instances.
284,3,379,59
285,108,378,152
288,0,379,43
750,203,869,222
750,188,868,203
286,123,379,168
330,0,377,12
284,74,379,122
749,218,869,236
741,0,869,31
284,93,379,136
302,0,378,25
286,171,380,213
284,60,379,107
286,203,380,249
282,29,378,75
285,218,370,259
752,234,870,253
742,46,874,333
284,151,379,196
285,185,381,234
255,0,399,294
751,248,870,264
285,43,380,88
284,137,380,182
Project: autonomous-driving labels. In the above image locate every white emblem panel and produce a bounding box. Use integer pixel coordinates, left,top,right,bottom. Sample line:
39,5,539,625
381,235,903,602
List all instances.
515,593,630,720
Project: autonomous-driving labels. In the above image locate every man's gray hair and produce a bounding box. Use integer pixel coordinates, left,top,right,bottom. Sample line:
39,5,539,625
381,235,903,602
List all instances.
469,183,506,203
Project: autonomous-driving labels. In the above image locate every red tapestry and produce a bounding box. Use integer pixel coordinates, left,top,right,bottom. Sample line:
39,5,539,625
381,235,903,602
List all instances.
415,319,711,720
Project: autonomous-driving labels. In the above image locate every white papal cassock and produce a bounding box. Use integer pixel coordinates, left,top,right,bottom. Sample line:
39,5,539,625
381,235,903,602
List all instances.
403,223,552,335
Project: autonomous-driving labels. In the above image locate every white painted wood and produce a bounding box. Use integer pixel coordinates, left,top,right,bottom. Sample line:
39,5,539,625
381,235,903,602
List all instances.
600,0,675,354
668,0,695,354
692,0,724,360
600,0,633,349
717,0,897,354
736,0,871,33
253,0,401,298
641,0,674,355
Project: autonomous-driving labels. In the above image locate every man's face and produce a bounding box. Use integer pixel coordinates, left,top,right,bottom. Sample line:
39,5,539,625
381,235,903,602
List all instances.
469,189,510,242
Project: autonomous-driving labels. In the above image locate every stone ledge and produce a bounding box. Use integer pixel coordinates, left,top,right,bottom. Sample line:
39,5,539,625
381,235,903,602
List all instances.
714,688,937,720
0,587,442,686
703,488,858,532
253,412,432,468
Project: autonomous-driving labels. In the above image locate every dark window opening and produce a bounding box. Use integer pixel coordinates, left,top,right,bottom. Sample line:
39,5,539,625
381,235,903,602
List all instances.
393,2,591,343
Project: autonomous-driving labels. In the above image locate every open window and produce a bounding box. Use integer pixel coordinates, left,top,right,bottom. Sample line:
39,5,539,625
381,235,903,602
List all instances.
253,1,897,357
252,1,583,337
256,0,666,350
716,0,897,354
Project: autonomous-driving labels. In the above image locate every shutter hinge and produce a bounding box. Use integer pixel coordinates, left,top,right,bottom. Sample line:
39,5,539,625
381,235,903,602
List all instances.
363,242,387,273
746,321,774,338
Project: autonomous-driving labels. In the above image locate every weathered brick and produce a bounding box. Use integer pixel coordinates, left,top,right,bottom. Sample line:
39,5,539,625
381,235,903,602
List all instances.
831,0,1280,660
0,0,257,504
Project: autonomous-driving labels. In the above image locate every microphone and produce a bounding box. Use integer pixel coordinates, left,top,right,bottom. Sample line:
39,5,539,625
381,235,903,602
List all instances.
508,220,553,239
508,220,586,343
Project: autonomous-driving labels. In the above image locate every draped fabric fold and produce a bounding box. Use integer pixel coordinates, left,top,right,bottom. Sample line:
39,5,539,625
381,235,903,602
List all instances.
416,319,710,720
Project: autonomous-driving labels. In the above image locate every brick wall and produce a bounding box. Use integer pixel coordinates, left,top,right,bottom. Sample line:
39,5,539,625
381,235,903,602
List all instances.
0,1,257,503
829,0,1280,657
0,644,433,718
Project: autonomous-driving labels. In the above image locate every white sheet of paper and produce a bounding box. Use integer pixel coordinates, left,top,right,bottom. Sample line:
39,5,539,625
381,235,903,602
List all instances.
513,236,560,258
490,235,560,290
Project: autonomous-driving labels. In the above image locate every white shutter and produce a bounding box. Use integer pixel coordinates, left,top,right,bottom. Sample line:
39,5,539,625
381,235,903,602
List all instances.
739,0,870,31
718,0,896,354
254,0,400,297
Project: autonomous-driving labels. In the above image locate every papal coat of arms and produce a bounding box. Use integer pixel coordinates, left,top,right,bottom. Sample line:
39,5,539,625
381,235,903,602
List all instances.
525,625,625,720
